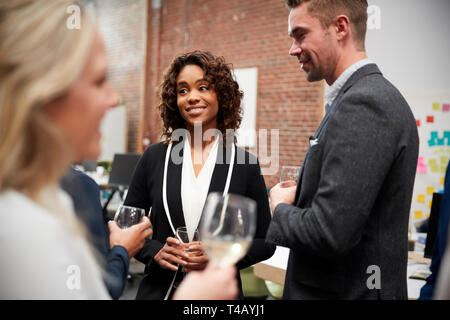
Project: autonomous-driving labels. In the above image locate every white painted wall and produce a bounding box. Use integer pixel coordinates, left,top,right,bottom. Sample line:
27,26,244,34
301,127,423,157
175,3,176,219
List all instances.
366,0,450,227
234,68,258,148
99,105,127,161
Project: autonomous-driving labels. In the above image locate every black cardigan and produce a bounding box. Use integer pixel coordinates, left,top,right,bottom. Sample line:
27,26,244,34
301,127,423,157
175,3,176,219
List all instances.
124,138,275,299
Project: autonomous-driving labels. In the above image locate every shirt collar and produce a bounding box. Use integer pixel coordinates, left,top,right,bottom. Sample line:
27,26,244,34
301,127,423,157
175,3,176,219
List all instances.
325,58,373,108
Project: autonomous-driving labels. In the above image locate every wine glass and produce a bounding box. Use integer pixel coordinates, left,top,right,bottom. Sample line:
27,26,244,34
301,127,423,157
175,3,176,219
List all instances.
199,192,257,267
280,166,301,186
176,226,200,273
176,226,199,243
113,205,145,229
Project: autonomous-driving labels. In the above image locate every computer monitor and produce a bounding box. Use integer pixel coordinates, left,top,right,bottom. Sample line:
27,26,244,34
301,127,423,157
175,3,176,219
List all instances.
424,192,443,258
108,153,141,188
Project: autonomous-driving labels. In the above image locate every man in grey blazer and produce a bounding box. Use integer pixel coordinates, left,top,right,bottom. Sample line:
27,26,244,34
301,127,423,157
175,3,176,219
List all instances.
266,0,419,299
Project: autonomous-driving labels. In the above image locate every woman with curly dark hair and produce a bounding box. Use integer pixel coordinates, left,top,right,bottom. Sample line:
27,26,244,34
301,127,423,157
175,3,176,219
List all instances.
159,50,242,144
124,50,275,300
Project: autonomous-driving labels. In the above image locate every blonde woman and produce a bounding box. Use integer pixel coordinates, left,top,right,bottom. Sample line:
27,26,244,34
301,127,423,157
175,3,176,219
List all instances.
0,0,237,300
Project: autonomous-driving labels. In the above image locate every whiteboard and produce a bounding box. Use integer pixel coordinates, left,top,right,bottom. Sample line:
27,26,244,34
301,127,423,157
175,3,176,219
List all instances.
366,0,450,228
99,105,127,161
408,95,449,230
234,67,258,148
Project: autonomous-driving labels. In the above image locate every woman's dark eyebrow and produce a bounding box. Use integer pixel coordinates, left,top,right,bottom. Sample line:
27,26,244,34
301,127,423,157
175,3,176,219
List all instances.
176,78,209,87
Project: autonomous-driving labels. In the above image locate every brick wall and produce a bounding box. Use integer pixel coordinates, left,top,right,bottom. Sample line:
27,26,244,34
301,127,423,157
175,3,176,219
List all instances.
94,0,324,187
94,0,147,153
148,0,324,187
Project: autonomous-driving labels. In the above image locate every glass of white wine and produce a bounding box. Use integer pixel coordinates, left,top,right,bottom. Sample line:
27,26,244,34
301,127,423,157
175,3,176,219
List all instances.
176,226,200,273
199,192,257,267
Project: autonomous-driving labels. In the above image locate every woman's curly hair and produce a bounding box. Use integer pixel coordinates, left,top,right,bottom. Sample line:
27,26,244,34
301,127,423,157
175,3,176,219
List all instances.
159,50,243,144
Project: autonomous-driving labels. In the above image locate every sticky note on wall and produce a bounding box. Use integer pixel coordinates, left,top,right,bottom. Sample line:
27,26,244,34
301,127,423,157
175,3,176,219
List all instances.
426,186,435,194
442,177,446,185
417,194,426,203
429,159,439,172
428,132,445,147
428,201,433,209
443,104,450,112
427,115,434,123
414,211,423,219
417,156,427,173
432,103,441,111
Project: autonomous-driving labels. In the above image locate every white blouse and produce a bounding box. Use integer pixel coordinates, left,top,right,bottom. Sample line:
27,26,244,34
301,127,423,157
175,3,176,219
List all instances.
181,136,219,242
0,188,110,299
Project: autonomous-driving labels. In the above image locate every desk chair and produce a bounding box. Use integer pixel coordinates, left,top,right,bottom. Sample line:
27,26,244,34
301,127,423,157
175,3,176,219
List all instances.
424,192,443,258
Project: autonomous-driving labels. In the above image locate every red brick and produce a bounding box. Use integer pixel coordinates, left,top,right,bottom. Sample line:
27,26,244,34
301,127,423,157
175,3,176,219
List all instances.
96,0,323,186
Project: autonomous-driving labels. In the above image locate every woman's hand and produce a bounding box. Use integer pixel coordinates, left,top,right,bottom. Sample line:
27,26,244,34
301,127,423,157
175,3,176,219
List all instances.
181,241,209,272
154,237,189,271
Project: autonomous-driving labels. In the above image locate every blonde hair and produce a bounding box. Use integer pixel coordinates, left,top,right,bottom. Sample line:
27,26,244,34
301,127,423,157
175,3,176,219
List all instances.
0,0,95,199
0,0,105,272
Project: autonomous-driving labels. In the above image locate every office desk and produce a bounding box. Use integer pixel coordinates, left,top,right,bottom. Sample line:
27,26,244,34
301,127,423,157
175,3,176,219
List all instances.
254,247,430,299
254,246,289,286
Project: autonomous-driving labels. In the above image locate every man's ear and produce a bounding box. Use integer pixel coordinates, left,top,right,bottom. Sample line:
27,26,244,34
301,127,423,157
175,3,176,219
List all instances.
333,15,351,41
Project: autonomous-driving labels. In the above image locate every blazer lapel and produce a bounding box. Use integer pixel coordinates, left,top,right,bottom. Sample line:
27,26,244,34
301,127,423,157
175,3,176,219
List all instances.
318,64,381,140
166,138,186,231
294,151,307,203
295,116,330,203
295,64,382,204
167,138,235,231
338,63,381,98
207,141,233,195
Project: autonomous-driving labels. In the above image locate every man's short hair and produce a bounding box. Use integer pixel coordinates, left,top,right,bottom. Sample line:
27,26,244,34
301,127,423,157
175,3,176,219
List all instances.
285,0,368,48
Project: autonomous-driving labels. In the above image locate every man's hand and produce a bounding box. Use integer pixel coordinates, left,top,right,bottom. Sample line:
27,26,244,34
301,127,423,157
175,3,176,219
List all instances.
269,180,297,214
108,216,152,258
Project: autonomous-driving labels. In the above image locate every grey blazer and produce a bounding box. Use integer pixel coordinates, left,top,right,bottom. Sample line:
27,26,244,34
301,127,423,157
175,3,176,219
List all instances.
266,64,419,299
